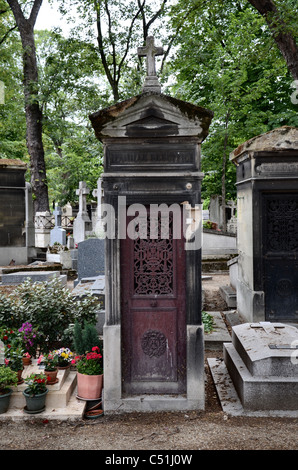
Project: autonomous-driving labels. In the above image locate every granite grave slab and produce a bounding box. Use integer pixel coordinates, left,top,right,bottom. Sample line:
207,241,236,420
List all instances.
1,270,67,286
219,322,298,412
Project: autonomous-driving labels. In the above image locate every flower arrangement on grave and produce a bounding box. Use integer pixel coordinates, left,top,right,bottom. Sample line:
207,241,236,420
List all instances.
18,322,39,358
72,346,103,376
72,347,103,400
37,352,58,372
24,373,48,396
52,347,74,368
0,328,24,377
37,352,59,384
22,352,31,366
23,373,49,414
4,346,24,373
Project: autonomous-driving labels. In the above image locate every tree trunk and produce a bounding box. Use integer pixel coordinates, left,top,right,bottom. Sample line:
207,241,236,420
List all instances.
221,112,230,233
7,0,49,213
248,0,298,80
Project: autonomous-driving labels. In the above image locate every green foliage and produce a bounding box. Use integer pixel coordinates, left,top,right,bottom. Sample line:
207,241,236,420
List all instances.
73,321,101,355
202,311,215,334
167,0,298,202
0,295,15,328
0,366,18,394
0,278,100,352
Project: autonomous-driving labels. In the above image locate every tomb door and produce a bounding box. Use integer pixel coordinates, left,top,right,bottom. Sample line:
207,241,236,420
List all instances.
121,208,186,394
262,193,298,321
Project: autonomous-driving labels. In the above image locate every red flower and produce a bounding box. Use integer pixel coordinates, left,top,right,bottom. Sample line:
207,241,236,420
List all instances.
3,335,8,341
7,344,11,349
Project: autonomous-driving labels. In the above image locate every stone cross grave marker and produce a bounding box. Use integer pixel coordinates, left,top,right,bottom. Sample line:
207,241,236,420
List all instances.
92,177,105,238
73,181,92,244
137,36,164,93
76,181,89,214
50,206,66,246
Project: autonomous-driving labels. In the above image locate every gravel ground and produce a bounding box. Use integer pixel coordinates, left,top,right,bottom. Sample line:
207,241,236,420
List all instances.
1,273,297,452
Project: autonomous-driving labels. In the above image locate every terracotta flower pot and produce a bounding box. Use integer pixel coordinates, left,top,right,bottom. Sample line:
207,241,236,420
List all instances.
22,357,32,366
17,369,24,384
77,372,103,400
45,368,58,385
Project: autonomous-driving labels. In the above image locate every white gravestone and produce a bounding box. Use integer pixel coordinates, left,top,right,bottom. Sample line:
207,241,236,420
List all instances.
73,181,92,244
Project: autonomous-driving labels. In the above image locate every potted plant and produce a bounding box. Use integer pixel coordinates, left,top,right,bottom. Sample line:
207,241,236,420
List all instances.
23,373,48,413
4,346,24,384
0,327,24,382
37,352,58,384
0,366,18,414
72,346,103,400
52,347,74,369
22,352,32,366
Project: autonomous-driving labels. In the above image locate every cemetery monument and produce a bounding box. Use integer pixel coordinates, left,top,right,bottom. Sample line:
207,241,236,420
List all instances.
230,126,298,324
89,36,213,413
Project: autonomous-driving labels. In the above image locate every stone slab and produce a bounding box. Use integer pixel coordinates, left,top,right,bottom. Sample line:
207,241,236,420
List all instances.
208,357,298,418
232,322,298,377
223,342,298,411
1,270,67,286
204,312,231,350
219,285,237,308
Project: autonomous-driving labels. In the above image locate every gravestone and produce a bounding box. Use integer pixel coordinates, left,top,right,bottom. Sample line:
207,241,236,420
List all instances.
222,322,298,411
50,206,66,246
76,238,105,282
92,177,105,238
230,126,298,323
1,270,67,286
73,182,92,244
89,36,213,413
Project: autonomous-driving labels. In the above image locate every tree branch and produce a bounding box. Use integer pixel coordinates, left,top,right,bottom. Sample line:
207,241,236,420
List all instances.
0,24,17,45
29,0,43,27
248,0,298,80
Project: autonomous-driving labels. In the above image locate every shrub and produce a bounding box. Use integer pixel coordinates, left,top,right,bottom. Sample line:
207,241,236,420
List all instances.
73,321,101,355
0,366,18,394
0,278,100,352
0,294,16,328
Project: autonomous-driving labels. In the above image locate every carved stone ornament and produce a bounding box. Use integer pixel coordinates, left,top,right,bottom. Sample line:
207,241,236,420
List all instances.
141,330,167,358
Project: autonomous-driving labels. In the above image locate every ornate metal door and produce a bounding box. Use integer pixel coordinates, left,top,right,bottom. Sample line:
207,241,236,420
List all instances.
121,208,186,394
263,194,298,321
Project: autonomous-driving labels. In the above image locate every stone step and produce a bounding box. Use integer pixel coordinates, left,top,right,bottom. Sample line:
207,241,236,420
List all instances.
219,285,236,308
11,364,77,409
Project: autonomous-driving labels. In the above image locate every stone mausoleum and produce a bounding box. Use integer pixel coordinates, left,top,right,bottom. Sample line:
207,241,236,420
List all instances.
89,37,213,413
230,126,298,324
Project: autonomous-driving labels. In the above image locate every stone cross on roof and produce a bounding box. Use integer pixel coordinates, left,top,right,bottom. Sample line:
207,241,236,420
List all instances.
138,36,164,77
76,181,90,214
137,36,164,93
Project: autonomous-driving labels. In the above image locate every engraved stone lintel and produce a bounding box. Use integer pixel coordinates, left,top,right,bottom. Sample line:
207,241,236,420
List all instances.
256,162,298,174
